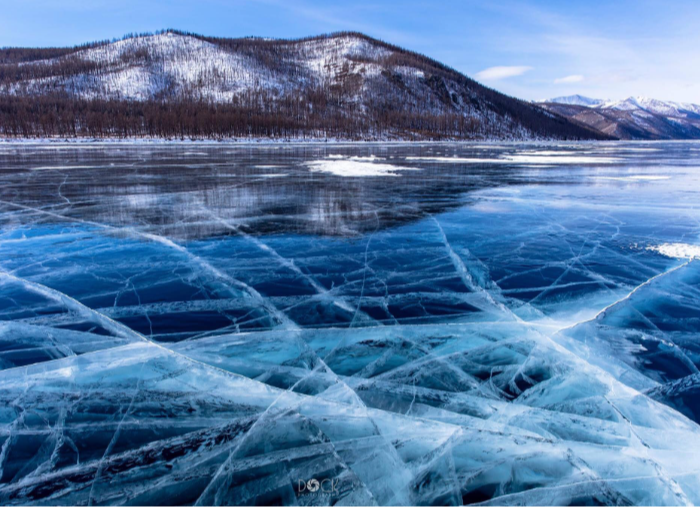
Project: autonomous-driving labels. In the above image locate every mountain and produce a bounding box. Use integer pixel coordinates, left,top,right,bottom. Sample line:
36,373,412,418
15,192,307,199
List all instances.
544,94,605,107
539,95,700,140
600,96,699,114
0,30,608,141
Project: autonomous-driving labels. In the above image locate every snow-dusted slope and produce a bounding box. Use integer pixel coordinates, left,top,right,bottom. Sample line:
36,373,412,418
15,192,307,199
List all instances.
64,34,268,101
14,33,395,103
0,31,606,140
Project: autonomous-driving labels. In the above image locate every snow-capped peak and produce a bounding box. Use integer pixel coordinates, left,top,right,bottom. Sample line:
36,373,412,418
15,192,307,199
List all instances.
544,95,605,107
598,96,644,111
539,92,700,140
545,94,700,117
598,96,700,117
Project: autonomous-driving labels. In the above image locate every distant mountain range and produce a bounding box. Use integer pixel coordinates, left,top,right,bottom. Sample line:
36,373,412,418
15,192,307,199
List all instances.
544,95,605,107
539,95,700,139
0,31,607,141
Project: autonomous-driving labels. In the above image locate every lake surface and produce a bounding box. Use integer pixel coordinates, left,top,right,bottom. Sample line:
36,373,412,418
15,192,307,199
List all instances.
1,141,700,505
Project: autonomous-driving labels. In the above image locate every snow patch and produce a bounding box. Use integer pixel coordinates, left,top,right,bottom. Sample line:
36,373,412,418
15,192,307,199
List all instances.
648,243,700,259
595,175,670,181
406,154,619,165
305,157,417,177
30,165,100,171
406,156,496,163
508,155,619,164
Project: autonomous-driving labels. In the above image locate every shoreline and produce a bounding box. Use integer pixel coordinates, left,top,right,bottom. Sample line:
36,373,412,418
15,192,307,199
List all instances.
0,137,642,146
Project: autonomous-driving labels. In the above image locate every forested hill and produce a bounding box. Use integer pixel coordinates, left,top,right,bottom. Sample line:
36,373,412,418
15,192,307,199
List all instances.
0,30,610,140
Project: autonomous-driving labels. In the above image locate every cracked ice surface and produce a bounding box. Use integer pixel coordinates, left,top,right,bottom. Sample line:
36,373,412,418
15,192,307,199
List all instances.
1,141,700,505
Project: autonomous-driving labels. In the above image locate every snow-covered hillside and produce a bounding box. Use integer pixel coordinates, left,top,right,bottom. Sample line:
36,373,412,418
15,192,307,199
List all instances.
11,33,394,103
0,31,606,140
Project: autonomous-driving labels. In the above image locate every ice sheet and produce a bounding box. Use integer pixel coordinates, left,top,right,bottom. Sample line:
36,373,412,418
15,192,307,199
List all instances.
1,141,700,505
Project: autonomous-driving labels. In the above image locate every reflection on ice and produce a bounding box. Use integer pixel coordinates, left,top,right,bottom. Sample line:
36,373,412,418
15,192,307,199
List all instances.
1,141,700,505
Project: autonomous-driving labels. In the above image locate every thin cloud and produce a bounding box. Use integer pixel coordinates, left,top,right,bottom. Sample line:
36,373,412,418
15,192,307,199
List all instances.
475,66,533,81
554,74,584,84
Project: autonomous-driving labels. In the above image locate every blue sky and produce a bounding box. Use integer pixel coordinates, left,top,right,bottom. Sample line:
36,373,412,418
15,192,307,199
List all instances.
1,0,699,103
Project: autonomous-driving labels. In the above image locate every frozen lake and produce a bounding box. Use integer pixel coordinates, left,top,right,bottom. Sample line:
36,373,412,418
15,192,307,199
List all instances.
1,141,700,505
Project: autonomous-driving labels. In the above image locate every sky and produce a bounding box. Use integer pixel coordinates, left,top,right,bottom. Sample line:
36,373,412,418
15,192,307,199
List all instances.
1,0,699,103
